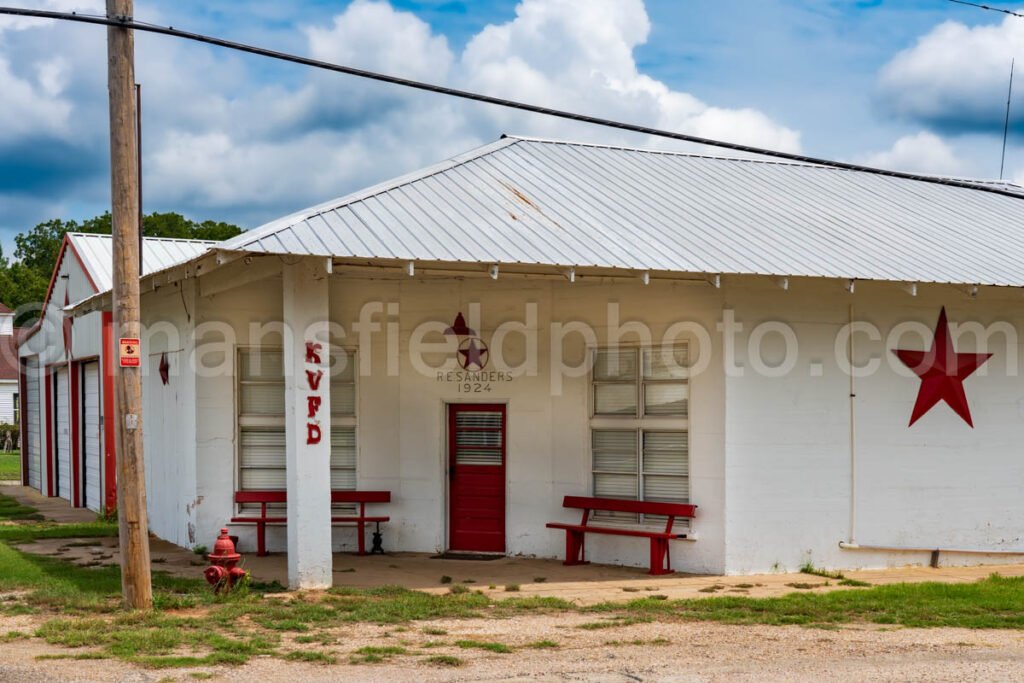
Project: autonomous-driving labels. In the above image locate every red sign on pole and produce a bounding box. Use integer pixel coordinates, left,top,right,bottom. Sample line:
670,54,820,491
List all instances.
119,338,141,367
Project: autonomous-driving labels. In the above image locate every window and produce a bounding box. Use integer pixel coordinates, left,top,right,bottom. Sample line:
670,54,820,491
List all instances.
12,392,18,427
237,347,356,499
590,345,689,524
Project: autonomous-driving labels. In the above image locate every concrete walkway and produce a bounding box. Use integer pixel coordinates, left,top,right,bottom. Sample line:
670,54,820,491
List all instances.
5,483,1024,604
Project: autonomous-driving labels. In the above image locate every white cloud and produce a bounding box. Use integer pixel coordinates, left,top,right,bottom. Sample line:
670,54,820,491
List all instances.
877,16,1024,132
0,57,71,142
2,0,803,231
860,131,965,176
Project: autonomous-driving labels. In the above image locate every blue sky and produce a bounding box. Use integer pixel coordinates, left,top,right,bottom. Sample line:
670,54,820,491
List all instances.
1,0,1022,252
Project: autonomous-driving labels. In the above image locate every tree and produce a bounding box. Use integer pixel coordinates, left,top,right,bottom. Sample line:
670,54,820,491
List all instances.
3,212,243,322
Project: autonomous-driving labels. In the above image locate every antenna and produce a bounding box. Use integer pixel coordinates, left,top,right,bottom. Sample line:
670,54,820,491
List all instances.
1001,58,1015,180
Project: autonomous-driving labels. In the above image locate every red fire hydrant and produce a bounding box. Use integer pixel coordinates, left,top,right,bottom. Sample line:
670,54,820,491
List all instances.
204,528,247,593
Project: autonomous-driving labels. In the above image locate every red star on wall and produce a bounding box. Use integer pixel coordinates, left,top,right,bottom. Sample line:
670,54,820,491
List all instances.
892,307,992,427
458,338,489,371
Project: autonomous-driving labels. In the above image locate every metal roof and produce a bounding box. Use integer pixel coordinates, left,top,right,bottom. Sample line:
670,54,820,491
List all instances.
68,232,216,293
219,135,1024,288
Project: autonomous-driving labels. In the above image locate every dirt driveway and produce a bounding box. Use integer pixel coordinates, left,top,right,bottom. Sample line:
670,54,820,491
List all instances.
3,610,1024,682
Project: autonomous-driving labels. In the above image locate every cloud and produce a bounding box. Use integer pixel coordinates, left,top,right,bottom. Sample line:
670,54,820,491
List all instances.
877,16,1024,134
860,131,965,176
0,0,802,236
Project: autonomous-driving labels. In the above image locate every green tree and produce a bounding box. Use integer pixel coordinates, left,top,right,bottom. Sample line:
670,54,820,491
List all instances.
4,212,243,322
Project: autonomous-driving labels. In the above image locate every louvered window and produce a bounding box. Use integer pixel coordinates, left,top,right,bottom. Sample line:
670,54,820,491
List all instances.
237,348,357,509
590,345,689,525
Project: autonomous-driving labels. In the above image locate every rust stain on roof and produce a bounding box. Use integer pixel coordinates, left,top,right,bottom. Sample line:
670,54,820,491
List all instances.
500,180,562,229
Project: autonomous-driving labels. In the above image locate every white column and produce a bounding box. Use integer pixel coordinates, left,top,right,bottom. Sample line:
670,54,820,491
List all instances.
283,258,332,589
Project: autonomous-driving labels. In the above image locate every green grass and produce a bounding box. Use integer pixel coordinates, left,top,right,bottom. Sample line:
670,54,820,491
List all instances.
586,575,1024,629
0,451,20,481
284,650,337,664
2,488,1024,669
0,521,118,543
0,492,42,521
527,639,559,648
454,639,513,653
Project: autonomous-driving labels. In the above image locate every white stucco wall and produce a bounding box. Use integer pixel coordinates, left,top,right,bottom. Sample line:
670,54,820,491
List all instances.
141,279,199,547
723,278,1024,574
177,261,726,573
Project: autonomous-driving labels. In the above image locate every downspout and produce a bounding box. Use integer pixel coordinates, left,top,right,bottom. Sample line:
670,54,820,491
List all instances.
847,303,856,545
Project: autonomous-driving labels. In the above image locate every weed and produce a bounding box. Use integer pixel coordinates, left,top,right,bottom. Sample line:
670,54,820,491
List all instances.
786,582,823,590
449,584,469,595
422,627,448,636
838,578,872,588
192,545,208,556
283,650,337,664
425,654,464,667
439,575,452,584
527,639,559,648
505,584,521,592
622,587,640,592
533,577,547,583
349,645,405,664
455,640,512,653
800,562,846,580
189,674,216,680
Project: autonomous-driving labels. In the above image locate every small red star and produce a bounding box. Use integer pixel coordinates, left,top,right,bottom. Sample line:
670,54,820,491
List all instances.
893,307,992,427
458,338,488,370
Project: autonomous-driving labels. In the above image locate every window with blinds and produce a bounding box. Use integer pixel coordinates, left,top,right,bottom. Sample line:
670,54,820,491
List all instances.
237,348,357,508
590,345,689,525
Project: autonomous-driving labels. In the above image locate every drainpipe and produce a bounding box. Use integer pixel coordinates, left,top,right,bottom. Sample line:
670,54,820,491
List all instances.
839,541,1024,568
847,303,857,545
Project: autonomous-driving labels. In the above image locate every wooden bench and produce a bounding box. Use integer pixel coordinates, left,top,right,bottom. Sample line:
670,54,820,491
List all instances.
231,490,391,557
546,496,697,575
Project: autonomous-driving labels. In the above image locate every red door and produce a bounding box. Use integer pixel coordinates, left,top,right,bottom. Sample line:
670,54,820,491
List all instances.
448,404,506,553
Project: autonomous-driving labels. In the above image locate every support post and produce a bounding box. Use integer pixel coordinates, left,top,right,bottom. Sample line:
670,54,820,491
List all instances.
283,258,332,589
106,0,152,609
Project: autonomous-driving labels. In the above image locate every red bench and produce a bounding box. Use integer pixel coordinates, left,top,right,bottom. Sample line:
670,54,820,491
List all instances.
231,490,391,557
546,496,697,575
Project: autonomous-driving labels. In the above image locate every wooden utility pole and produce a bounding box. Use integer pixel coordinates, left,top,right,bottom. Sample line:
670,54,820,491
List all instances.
106,0,152,609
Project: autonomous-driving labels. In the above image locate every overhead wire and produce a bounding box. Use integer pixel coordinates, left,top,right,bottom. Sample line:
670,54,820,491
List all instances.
948,0,1024,19
1,5,1023,199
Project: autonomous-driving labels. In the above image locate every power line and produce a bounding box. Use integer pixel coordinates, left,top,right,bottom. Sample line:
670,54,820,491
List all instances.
948,0,1024,19
1,5,1022,199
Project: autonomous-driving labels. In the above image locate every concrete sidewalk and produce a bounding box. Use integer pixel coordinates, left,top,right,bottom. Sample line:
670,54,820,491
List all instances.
6,483,1024,604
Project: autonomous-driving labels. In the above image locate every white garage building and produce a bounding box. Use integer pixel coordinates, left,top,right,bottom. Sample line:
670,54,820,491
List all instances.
26,136,1024,589
17,233,213,511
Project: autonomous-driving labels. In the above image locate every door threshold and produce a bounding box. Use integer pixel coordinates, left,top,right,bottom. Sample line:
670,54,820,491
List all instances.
431,551,506,561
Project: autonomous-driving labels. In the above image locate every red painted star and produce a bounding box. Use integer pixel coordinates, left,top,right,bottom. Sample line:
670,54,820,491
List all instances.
893,307,992,427
458,337,489,371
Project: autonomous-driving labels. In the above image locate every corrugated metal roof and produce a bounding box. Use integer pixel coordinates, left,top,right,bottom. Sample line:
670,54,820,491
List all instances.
68,233,215,293
219,135,1024,287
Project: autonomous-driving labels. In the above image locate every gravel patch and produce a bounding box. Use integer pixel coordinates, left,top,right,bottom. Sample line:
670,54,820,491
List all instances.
3,611,1024,682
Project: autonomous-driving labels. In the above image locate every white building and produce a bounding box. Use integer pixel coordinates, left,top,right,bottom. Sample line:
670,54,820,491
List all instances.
0,305,20,431
21,137,1024,588
17,233,213,510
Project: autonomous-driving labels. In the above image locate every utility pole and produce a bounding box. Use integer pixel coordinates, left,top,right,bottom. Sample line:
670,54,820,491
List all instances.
106,0,152,609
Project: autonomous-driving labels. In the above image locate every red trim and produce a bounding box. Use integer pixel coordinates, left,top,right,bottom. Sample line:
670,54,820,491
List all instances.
18,358,28,486
101,312,116,514
69,360,81,507
44,366,54,497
